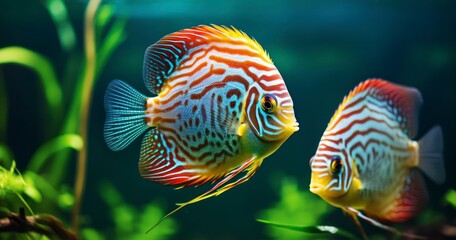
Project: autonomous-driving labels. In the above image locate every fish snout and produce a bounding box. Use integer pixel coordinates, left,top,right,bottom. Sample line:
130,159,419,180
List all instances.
279,121,299,139
278,106,298,133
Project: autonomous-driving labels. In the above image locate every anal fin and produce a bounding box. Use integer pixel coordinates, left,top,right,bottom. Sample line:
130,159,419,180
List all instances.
146,156,262,233
139,128,191,186
384,169,429,222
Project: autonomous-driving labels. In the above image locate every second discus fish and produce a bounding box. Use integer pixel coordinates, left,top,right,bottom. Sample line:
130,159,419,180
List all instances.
309,79,444,239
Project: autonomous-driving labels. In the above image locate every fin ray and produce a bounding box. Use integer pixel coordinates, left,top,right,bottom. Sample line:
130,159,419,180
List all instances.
143,41,185,95
366,79,422,138
145,156,260,233
104,80,148,151
333,79,423,138
143,25,271,95
139,128,182,185
139,129,211,186
418,125,445,184
383,169,428,222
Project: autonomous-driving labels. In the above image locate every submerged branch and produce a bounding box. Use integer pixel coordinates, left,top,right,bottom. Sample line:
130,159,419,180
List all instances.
0,209,78,240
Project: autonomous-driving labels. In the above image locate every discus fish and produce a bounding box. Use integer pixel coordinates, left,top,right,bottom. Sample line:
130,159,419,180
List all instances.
104,25,299,229
309,79,444,239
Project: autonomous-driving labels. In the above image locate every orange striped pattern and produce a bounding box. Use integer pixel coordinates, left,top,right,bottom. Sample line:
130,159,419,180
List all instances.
136,25,298,186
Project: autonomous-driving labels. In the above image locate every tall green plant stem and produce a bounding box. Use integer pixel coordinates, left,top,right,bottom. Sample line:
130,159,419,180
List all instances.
71,0,100,233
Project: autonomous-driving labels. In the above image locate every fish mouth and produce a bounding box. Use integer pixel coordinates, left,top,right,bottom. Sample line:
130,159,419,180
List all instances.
289,122,299,132
309,182,324,194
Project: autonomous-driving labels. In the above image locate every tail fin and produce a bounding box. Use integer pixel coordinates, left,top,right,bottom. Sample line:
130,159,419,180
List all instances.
418,125,445,184
104,79,149,151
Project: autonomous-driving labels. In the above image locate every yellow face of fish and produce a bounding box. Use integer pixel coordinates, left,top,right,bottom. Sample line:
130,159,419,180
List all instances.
309,151,354,199
244,85,299,142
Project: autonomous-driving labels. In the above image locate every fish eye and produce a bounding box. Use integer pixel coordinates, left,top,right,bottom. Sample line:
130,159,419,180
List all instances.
330,156,343,175
261,94,277,113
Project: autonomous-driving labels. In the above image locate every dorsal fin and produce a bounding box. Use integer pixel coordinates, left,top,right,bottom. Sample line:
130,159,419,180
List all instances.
142,25,271,95
329,79,422,138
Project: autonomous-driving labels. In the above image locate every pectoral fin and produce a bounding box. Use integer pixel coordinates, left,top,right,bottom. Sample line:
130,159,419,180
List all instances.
237,123,248,137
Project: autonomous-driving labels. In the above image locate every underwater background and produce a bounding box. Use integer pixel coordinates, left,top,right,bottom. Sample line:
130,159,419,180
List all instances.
1,0,455,239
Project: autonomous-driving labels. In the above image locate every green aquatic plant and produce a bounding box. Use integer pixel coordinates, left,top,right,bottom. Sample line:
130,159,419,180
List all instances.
44,0,77,53
408,189,456,227
0,159,77,239
258,177,451,239
0,134,82,239
26,134,83,213
257,220,357,240
445,189,456,208
0,0,126,237
257,177,337,239
94,182,178,240
0,47,63,135
27,134,83,174
0,161,41,215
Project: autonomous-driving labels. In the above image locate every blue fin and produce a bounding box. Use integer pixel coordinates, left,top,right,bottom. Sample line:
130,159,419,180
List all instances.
143,33,187,95
418,125,445,184
104,79,149,151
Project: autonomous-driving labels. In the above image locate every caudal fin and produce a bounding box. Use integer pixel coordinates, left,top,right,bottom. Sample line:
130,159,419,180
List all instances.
418,125,445,184
104,79,149,151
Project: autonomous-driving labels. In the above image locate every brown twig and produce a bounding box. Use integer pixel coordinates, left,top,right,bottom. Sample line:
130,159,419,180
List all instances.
0,209,78,240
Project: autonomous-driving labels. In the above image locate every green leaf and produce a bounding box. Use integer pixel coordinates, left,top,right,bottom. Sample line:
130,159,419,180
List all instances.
257,177,333,239
44,0,77,52
28,134,83,173
257,219,357,240
0,161,24,195
445,189,456,208
136,204,178,240
0,161,40,214
0,47,63,129
96,4,114,31
0,144,13,167
23,174,42,202
24,171,60,200
58,190,75,209
81,228,106,240
98,181,123,207
0,77,7,141
96,18,127,78
98,181,178,239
